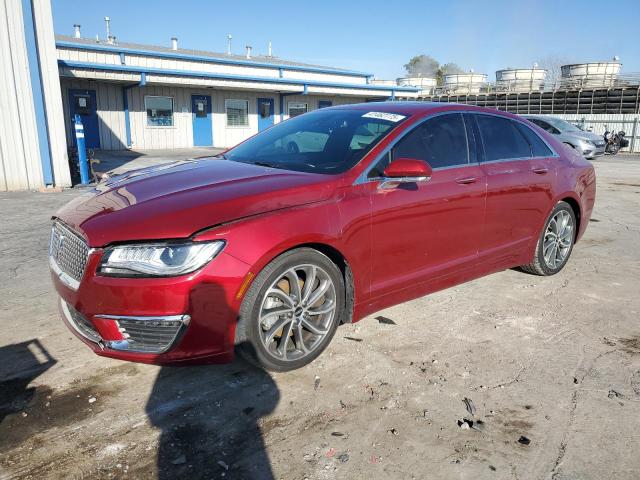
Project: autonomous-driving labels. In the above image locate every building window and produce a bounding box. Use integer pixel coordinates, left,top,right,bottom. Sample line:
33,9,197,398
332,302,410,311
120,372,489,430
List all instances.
288,102,308,118
145,96,174,126
226,99,249,127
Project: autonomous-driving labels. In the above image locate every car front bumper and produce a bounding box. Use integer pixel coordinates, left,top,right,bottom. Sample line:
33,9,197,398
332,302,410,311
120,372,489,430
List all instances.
578,143,606,159
52,247,252,365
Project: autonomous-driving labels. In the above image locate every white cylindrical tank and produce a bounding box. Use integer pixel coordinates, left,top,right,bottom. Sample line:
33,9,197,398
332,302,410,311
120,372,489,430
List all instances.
561,60,621,88
443,73,487,94
495,68,547,92
396,76,437,95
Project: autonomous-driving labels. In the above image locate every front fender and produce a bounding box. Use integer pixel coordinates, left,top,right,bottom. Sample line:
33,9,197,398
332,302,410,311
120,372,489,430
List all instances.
193,200,355,296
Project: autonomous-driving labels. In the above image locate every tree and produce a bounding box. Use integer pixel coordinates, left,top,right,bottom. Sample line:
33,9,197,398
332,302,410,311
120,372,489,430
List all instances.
404,55,440,78
404,55,466,85
437,63,465,85
537,55,572,86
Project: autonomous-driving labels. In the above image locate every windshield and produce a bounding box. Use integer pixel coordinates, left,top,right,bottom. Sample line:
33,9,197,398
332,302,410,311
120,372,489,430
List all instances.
544,117,583,133
223,108,409,174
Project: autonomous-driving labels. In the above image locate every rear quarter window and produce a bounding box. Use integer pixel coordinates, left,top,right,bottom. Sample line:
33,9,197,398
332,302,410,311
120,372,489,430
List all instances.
515,122,554,157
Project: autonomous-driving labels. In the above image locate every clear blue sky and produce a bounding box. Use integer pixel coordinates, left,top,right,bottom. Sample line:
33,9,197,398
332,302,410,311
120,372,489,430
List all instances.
52,0,639,79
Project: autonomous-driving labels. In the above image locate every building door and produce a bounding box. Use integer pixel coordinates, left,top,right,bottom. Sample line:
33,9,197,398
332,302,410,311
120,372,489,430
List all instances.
257,98,274,131
68,89,100,148
192,95,213,146
318,100,332,108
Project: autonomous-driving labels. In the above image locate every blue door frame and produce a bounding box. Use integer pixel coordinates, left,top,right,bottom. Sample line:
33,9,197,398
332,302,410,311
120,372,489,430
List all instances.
68,89,100,148
257,97,275,132
192,95,213,146
318,100,333,108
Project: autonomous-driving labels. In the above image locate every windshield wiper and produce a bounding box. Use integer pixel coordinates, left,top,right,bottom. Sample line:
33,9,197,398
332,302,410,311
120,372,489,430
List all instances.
251,161,281,169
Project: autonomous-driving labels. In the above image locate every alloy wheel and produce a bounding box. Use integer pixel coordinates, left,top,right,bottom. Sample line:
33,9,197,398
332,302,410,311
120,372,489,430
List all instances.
543,210,574,269
258,264,337,362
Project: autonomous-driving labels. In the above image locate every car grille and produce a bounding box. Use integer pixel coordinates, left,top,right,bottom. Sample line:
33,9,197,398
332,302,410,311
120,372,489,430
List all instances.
50,221,89,286
62,301,101,343
115,317,186,353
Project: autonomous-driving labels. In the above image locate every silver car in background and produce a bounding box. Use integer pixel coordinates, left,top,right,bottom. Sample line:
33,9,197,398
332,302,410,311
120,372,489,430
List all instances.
524,115,606,159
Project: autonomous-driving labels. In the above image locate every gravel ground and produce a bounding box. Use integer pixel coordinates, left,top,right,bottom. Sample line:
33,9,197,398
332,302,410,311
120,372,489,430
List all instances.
1,154,639,480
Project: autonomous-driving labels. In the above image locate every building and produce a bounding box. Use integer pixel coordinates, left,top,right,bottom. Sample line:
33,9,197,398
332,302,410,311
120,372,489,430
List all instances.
57,34,418,152
1,0,71,191
1,1,419,191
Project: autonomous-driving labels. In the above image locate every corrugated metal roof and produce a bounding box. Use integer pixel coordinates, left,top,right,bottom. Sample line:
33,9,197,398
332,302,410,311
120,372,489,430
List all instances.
55,35,362,73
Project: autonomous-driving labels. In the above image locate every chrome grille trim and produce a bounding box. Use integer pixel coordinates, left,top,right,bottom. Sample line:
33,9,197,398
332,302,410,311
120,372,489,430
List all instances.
61,300,101,343
94,314,190,354
49,221,89,290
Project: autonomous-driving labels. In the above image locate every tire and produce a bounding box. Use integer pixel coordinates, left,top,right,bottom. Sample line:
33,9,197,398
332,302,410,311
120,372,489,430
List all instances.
236,248,345,372
520,201,576,276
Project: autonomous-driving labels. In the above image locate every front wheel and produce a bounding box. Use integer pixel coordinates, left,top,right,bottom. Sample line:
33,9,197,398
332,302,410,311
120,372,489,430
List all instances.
520,201,576,276
236,248,345,371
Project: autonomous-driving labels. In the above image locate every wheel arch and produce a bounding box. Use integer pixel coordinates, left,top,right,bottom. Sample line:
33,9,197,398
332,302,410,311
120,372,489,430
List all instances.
559,196,582,242
279,242,355,324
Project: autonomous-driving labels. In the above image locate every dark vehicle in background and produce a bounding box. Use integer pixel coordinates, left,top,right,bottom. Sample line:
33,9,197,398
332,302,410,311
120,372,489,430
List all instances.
604,129,629,155
524,115,606,159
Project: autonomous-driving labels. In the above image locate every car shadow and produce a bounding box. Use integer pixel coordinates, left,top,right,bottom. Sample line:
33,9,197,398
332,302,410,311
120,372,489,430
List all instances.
145,280,280,479
0,339,57,426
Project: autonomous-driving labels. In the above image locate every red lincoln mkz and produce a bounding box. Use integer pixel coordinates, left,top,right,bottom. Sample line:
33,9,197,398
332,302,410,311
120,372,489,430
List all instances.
50,103,596,371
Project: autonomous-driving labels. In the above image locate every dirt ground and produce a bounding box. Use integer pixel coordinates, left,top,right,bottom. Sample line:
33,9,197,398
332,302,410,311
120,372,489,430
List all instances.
1,154,639,480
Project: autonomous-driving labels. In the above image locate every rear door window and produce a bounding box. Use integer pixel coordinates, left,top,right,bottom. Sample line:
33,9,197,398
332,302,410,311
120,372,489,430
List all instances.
515,122,553,157
476,115,531,161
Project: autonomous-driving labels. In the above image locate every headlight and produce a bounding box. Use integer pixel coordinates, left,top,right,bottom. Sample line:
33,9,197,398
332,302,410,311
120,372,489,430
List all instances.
582,139,596,147
99,241,225,277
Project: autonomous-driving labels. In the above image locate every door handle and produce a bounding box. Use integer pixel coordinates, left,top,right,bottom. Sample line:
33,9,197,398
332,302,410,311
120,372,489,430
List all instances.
456,176,478,185
532,167,549,174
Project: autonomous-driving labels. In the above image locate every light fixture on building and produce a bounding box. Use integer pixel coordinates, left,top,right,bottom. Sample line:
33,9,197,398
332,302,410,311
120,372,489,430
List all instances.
227,34,232,55
171,37,178,51
245,45,252,59
73,24,81,38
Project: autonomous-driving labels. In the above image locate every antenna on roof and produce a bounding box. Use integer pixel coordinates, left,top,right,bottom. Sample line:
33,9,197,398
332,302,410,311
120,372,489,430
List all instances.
227,34,232,55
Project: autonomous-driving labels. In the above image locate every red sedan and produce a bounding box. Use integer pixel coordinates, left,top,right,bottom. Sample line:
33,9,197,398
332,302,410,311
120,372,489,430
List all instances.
50,103,596,371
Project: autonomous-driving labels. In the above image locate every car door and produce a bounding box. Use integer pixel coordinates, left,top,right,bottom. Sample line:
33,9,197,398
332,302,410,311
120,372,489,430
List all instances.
368,112,487,300
474,114,556,270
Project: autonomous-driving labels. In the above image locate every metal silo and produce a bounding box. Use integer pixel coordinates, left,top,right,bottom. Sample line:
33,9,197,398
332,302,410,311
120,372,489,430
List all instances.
495,67,547,92
560,58,622,88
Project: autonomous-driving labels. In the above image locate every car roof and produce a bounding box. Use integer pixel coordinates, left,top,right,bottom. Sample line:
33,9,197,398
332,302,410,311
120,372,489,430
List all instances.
330,101,525,119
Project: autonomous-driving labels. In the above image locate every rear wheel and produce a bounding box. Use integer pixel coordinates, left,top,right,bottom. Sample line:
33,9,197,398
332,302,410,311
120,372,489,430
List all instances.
236,248,344,371
520,201,576,276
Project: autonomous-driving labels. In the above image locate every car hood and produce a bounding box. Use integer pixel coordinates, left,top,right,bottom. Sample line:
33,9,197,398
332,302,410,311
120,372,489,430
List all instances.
55,158,338,247
566,131,603,142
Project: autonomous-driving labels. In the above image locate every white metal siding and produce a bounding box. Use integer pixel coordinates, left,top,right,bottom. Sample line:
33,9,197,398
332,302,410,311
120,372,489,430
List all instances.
61,81,367,150
0,0,43,191
33,0,71,187
57,46,369,86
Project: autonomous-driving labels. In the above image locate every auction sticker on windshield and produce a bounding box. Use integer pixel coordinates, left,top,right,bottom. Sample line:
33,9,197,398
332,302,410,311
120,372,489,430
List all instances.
362,112,406,122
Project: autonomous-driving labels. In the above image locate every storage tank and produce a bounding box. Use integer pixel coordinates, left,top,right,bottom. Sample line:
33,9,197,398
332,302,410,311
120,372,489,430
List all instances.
495,67,547,92
397,76,437,95
443,71,487,94
560,57,621,88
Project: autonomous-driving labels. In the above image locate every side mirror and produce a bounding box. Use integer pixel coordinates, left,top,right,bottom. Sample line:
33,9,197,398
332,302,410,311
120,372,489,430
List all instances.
379,158,432,190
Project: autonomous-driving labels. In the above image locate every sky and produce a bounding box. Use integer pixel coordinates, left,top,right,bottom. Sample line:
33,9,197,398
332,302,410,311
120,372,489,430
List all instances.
52,0,640,80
